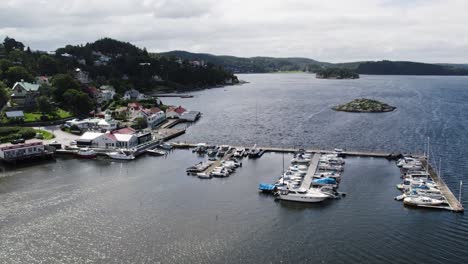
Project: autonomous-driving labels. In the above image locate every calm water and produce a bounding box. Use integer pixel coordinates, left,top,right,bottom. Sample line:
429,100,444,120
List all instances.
1,73,468,263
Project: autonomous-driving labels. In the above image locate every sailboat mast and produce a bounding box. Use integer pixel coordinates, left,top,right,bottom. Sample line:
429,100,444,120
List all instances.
426,137,430,174
459,181,463,205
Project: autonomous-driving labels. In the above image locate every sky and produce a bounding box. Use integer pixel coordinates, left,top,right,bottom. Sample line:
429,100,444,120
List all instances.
0,0,467,63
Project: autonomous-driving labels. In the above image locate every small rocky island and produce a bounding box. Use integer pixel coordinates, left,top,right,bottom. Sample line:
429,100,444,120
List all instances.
315,68,359,79
332,98,396,113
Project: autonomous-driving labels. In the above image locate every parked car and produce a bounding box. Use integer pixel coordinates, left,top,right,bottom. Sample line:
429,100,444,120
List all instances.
11,138,26,144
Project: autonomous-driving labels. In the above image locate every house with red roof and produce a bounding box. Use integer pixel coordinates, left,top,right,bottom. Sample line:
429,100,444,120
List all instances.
166,106,186,119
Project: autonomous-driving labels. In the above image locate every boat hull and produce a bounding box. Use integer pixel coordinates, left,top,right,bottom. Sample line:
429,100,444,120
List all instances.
278,194,327,203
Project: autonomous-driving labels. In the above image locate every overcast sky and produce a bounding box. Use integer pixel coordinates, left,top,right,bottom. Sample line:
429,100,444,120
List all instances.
1,0,467,63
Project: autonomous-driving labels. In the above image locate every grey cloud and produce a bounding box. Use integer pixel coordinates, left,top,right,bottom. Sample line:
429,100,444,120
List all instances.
0,0,466,63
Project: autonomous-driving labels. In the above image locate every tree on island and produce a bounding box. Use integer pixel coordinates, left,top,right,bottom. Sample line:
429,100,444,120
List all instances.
315,67,359,79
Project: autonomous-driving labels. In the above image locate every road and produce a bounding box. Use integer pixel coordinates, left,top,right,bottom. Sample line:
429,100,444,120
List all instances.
35,125,80,145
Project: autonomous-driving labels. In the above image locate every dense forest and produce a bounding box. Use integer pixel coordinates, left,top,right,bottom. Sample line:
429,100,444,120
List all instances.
0,37,237,95
160,51,468,76
159,51,329,73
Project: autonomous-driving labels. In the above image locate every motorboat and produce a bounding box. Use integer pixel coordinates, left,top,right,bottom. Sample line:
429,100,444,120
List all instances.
192,143,208,154
159,143,172,150
395,190,444,201
146,149,166,156
233,148,245,158
275,188,329,203
76,148,97,159
318,164,344,172
211,167,230,177
207,148,218,157
107,150,135,160
197,172,212,179
403,196,445,207
291,153,312,164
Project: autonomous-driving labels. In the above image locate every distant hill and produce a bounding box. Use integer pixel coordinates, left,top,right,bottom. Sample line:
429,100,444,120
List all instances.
159,51,468,76
356,61,468,75
159,51,330,73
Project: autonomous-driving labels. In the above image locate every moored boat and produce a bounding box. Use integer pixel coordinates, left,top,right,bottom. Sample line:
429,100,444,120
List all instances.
275,188,329,203
76,148,97,159
107,150,135,160
403,196,445,207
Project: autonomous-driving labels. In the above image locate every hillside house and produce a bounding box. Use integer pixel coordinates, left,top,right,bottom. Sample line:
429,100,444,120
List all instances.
166,106,186,119
10,80,40,110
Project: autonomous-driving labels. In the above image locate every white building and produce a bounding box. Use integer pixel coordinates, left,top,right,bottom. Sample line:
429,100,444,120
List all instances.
166,106,186,119
180,111,201,122
123,89,149,101
65,118,101,130
77,132,138,149
145,111,166,128
97,114,118,131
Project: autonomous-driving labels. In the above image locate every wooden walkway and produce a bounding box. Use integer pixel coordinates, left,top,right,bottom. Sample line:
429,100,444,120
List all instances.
202,152,234,174
299,154,320,190
422,159,464,212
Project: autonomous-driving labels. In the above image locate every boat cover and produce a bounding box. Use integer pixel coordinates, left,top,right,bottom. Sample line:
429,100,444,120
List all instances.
259,183,276,191
313,177,337,184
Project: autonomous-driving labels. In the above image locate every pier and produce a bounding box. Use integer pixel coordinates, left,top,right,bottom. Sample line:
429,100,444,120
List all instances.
422,159,464,212
299,154,320,189
170,142,421,159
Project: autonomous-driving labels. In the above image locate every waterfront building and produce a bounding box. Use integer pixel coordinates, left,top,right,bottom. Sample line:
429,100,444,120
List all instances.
166,106,186,119
0,141,49,162
180,111,201,122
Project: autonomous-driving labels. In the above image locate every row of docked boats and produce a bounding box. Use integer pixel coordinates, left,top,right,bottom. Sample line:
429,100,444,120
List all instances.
196,158,243,179
394,156,447,207
260,151,346,203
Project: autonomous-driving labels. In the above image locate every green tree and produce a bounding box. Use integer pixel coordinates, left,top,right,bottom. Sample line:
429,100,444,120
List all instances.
4,66,34,86
51,74,80,102
133,117,147,129
63,89,93,116
37,55,59,75
0,59,13,73
0,81,9,108
36,95,55,115
3,37,24,53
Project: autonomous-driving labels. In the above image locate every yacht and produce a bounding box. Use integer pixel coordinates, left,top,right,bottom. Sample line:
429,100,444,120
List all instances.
403,196,445,207
107,150,135,160
146,149,166,156
276,188,329,203
211,167,230,177
76,148,97,159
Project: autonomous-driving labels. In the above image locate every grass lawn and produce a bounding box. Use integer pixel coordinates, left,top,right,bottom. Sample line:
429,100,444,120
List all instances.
23,108,72,122
34,129,55,140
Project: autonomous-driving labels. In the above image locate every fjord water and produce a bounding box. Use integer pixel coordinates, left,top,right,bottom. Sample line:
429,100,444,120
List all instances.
1,74,467,263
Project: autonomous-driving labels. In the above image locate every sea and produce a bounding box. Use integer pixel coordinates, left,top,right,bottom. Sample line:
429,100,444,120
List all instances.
0,73,467,263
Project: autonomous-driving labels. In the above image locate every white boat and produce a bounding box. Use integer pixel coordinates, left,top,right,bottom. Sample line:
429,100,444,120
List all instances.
403,196,445,207
159,143,173,150
276,188,329,203
197,172,212,179
76,148,97,159
291,153,312,164
211,167,230,177
107,150,135,160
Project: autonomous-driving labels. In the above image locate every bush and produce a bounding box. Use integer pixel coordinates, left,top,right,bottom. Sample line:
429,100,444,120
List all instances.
0,127,37,143
40,115,50,121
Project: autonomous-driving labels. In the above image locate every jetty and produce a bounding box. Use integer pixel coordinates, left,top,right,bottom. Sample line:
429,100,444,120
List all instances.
299,154,320,189
422,159,464,212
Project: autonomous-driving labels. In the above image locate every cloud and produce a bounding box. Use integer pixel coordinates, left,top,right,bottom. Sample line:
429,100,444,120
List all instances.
0,0,467,63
